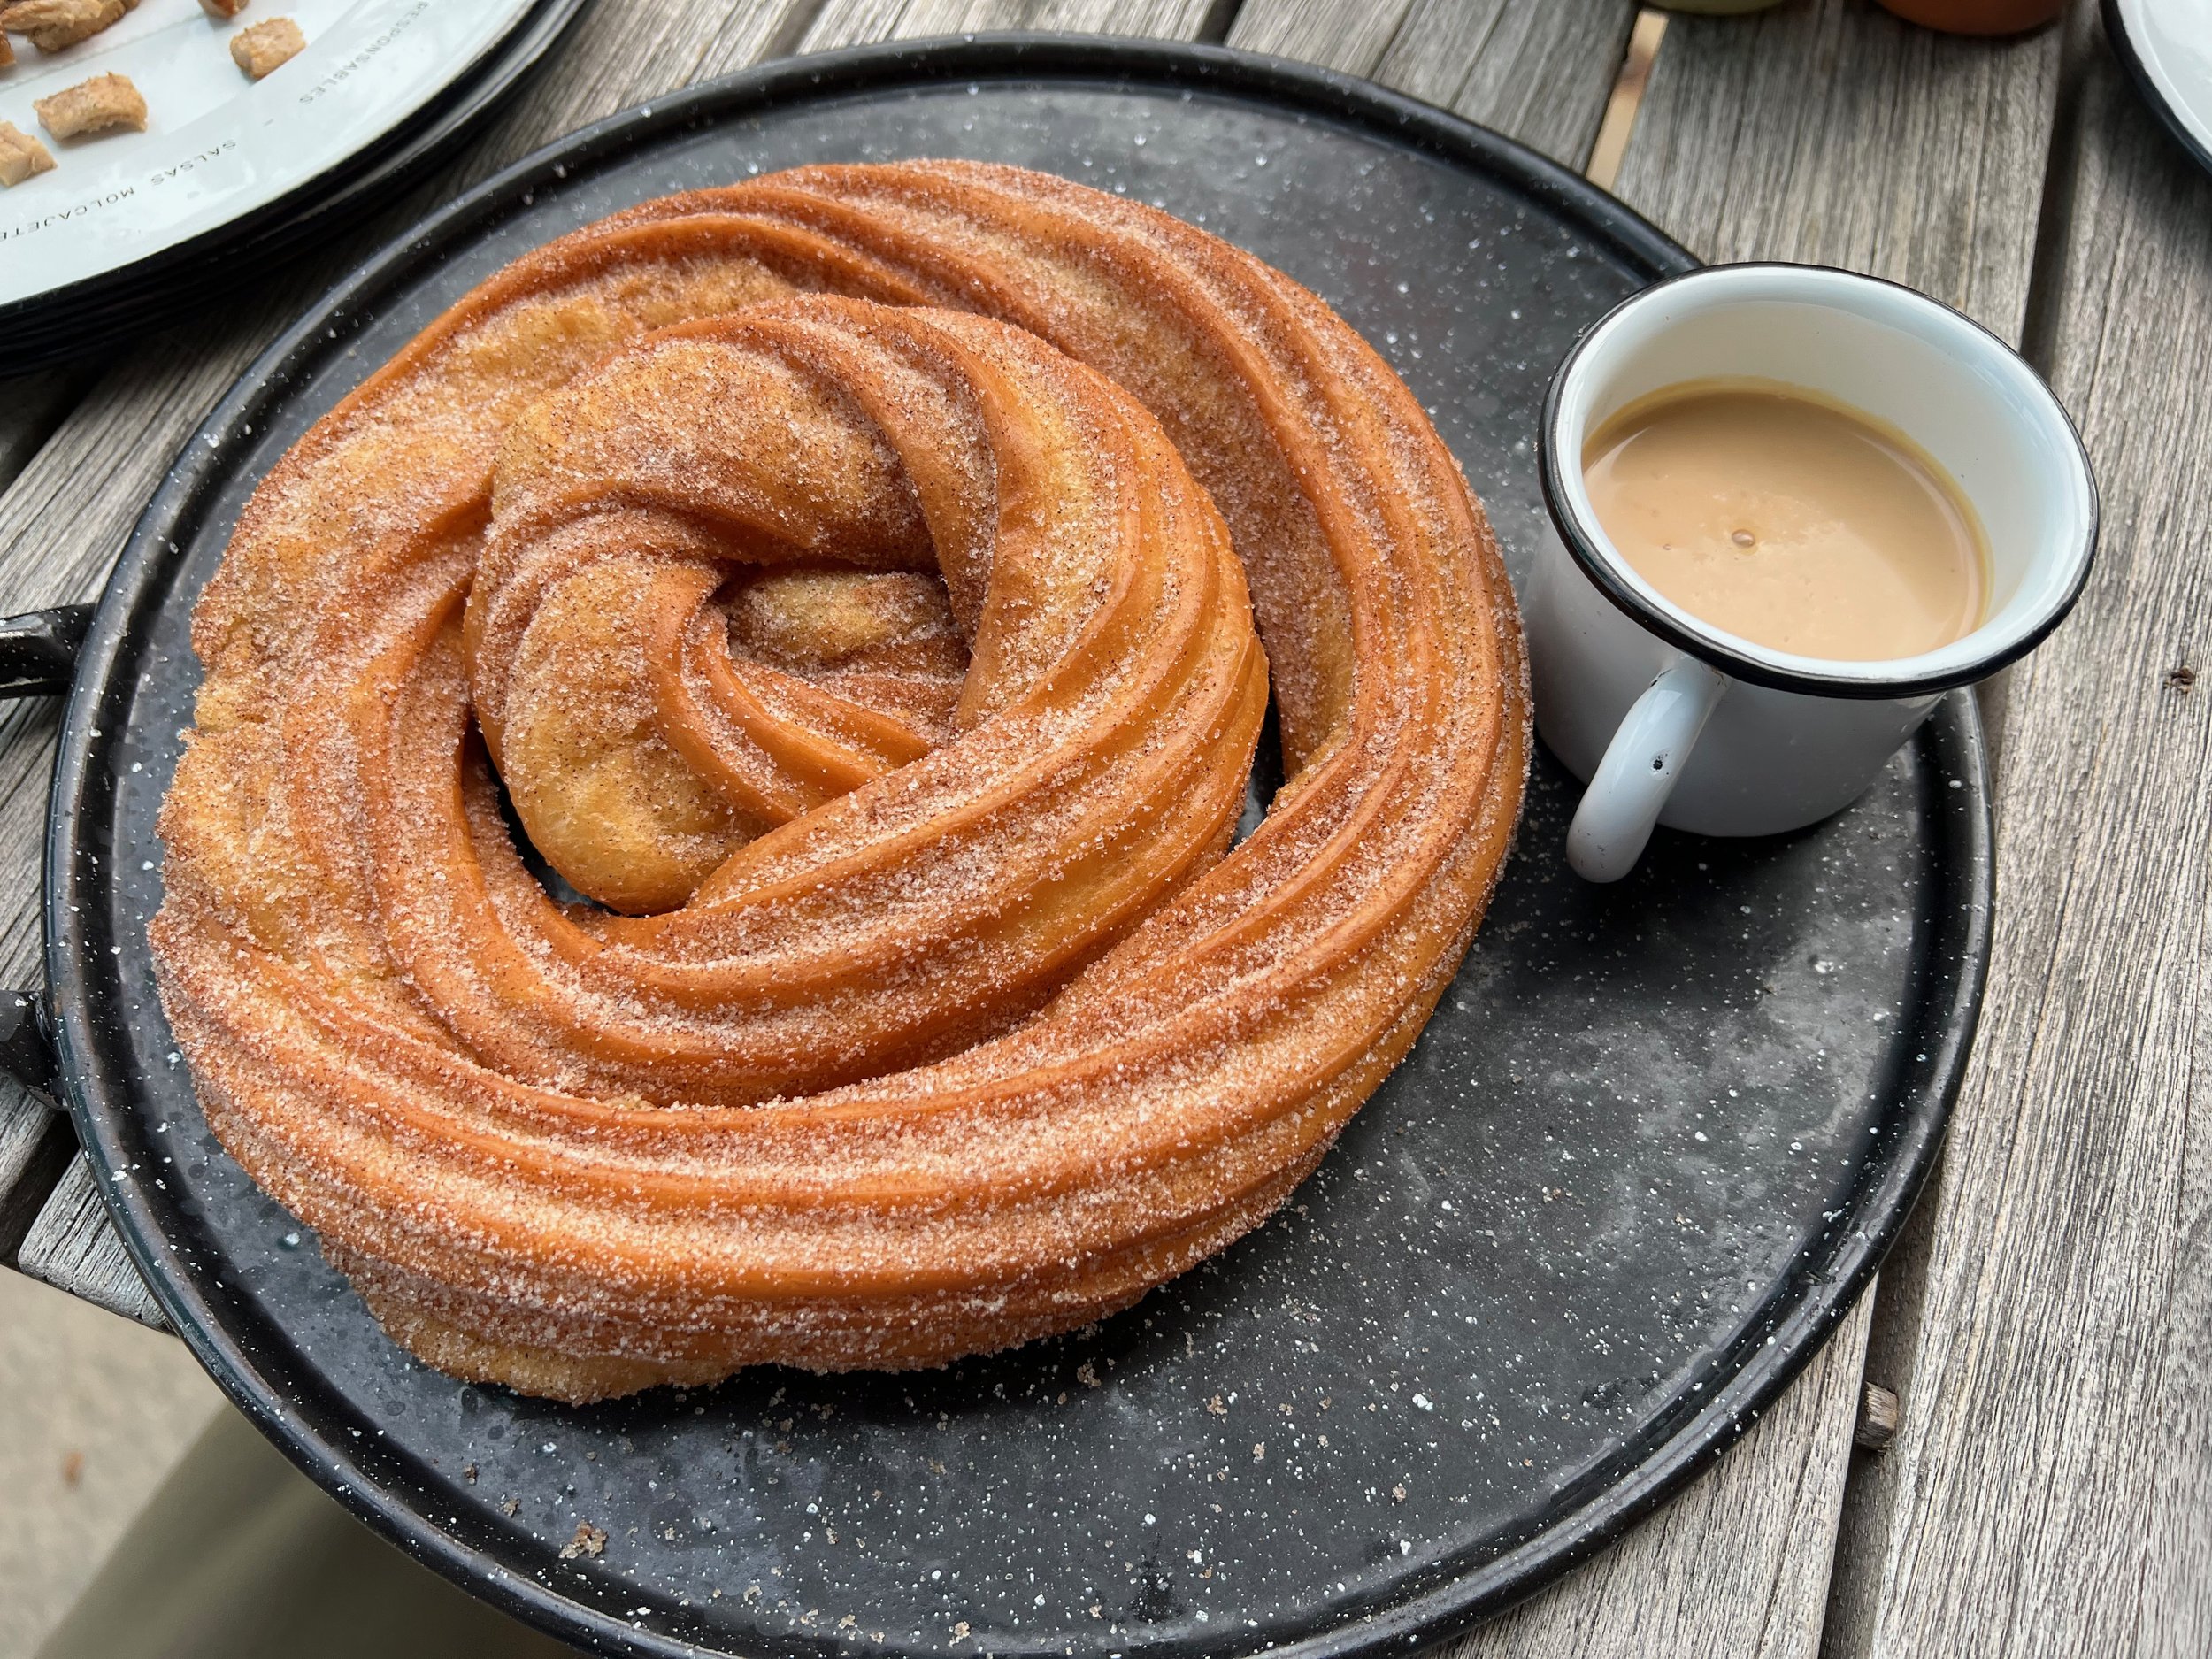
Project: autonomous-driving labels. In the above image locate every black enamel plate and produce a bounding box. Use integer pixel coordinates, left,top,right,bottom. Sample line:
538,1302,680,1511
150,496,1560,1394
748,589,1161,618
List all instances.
42,37,1988,1659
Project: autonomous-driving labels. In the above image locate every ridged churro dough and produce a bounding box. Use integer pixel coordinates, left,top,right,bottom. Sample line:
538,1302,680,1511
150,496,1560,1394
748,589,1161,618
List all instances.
150,162,1528,1402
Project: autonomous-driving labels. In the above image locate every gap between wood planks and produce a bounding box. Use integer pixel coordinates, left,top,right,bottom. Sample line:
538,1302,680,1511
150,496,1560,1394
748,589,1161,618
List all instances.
759,0,833,59
1196,0,1244,42
1586,7,1669,190
1965,0,2094,781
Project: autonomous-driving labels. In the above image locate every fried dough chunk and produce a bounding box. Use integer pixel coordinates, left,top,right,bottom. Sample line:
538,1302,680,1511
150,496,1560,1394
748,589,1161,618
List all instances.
0,0,132,53
230,15,301,79
34,71,146,139
0,121,55,187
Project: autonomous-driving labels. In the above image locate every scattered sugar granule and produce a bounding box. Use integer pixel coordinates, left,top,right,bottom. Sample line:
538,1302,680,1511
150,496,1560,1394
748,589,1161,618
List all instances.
199,0,247,14
0,122,54,188
557,1520,607,1560
230,16,302,79
0,0,133,53
35,73,146,140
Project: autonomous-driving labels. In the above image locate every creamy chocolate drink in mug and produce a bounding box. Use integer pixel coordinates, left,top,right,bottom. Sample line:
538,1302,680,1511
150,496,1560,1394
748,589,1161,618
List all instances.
1529,263,2097,884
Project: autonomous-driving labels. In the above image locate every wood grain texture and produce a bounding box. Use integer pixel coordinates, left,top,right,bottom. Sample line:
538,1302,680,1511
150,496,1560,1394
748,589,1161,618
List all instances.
1613,0,2062,340
19,1156,165,1329
803,0,1225,48
0,1084,71,1263
1824,13,2212,1656
1228,0,1638,169
1455,1299,1875,1659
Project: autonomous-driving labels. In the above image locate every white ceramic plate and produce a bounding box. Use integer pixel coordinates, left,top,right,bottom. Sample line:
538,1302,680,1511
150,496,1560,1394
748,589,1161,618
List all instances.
0,0,534,305
2107,0,2212,177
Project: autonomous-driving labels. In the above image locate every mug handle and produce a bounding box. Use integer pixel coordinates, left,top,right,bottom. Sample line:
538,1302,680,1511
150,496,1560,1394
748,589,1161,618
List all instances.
1567,657,1729,883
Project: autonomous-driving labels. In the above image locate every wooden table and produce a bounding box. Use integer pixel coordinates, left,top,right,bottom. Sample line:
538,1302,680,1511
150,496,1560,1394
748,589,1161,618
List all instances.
1,1,2204,1652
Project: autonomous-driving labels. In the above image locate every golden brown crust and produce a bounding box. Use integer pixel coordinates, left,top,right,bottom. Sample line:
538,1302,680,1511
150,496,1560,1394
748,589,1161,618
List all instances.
33,71,144,139
3,0,127,54
0,122,54,188
151,162,1528,1402
230,16,303,80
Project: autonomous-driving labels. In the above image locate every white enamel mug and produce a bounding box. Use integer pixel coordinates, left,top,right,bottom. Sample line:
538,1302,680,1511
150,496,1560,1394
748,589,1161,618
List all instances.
1528,264,2098,882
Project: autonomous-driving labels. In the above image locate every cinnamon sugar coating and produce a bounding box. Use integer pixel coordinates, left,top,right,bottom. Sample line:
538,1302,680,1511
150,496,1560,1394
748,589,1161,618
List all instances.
150,162,1528,1402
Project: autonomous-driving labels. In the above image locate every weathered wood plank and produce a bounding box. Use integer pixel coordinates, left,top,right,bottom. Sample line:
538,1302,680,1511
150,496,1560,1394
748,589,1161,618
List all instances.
1224,0,1411,80
803,0,1225,47
1823,12,2212,1656
1613,0,2062,341
19,1156,165,1330
1227,0,1638,170
0,1083,71,1264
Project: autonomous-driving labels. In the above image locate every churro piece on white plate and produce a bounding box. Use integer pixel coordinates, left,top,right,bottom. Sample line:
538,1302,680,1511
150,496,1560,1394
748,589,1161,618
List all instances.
34,70,146,139
230,16,302,79
0,0,132,54
0,121,56,186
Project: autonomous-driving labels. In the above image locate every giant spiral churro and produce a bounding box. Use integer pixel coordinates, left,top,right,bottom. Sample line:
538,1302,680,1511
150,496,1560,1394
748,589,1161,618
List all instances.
151,162,1528,1402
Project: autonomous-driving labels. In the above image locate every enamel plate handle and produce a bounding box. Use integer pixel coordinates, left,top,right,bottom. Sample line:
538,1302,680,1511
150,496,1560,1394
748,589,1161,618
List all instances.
0,603,88,1086
0,609,84,1261
0,604,91,699
0,608,77,1101
0,990,58,1104
1567,657,1729,883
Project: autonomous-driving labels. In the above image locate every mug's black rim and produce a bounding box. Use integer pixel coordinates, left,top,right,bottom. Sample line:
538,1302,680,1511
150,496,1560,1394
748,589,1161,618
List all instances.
39,37,1990,1659
2101,0,2212,181
1537,260,2101,700
0,0,592,377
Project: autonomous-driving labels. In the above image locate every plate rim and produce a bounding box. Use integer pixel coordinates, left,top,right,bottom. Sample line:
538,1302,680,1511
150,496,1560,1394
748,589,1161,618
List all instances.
41,33,1993,1659
2101,0,2212,180
0,0,591,373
